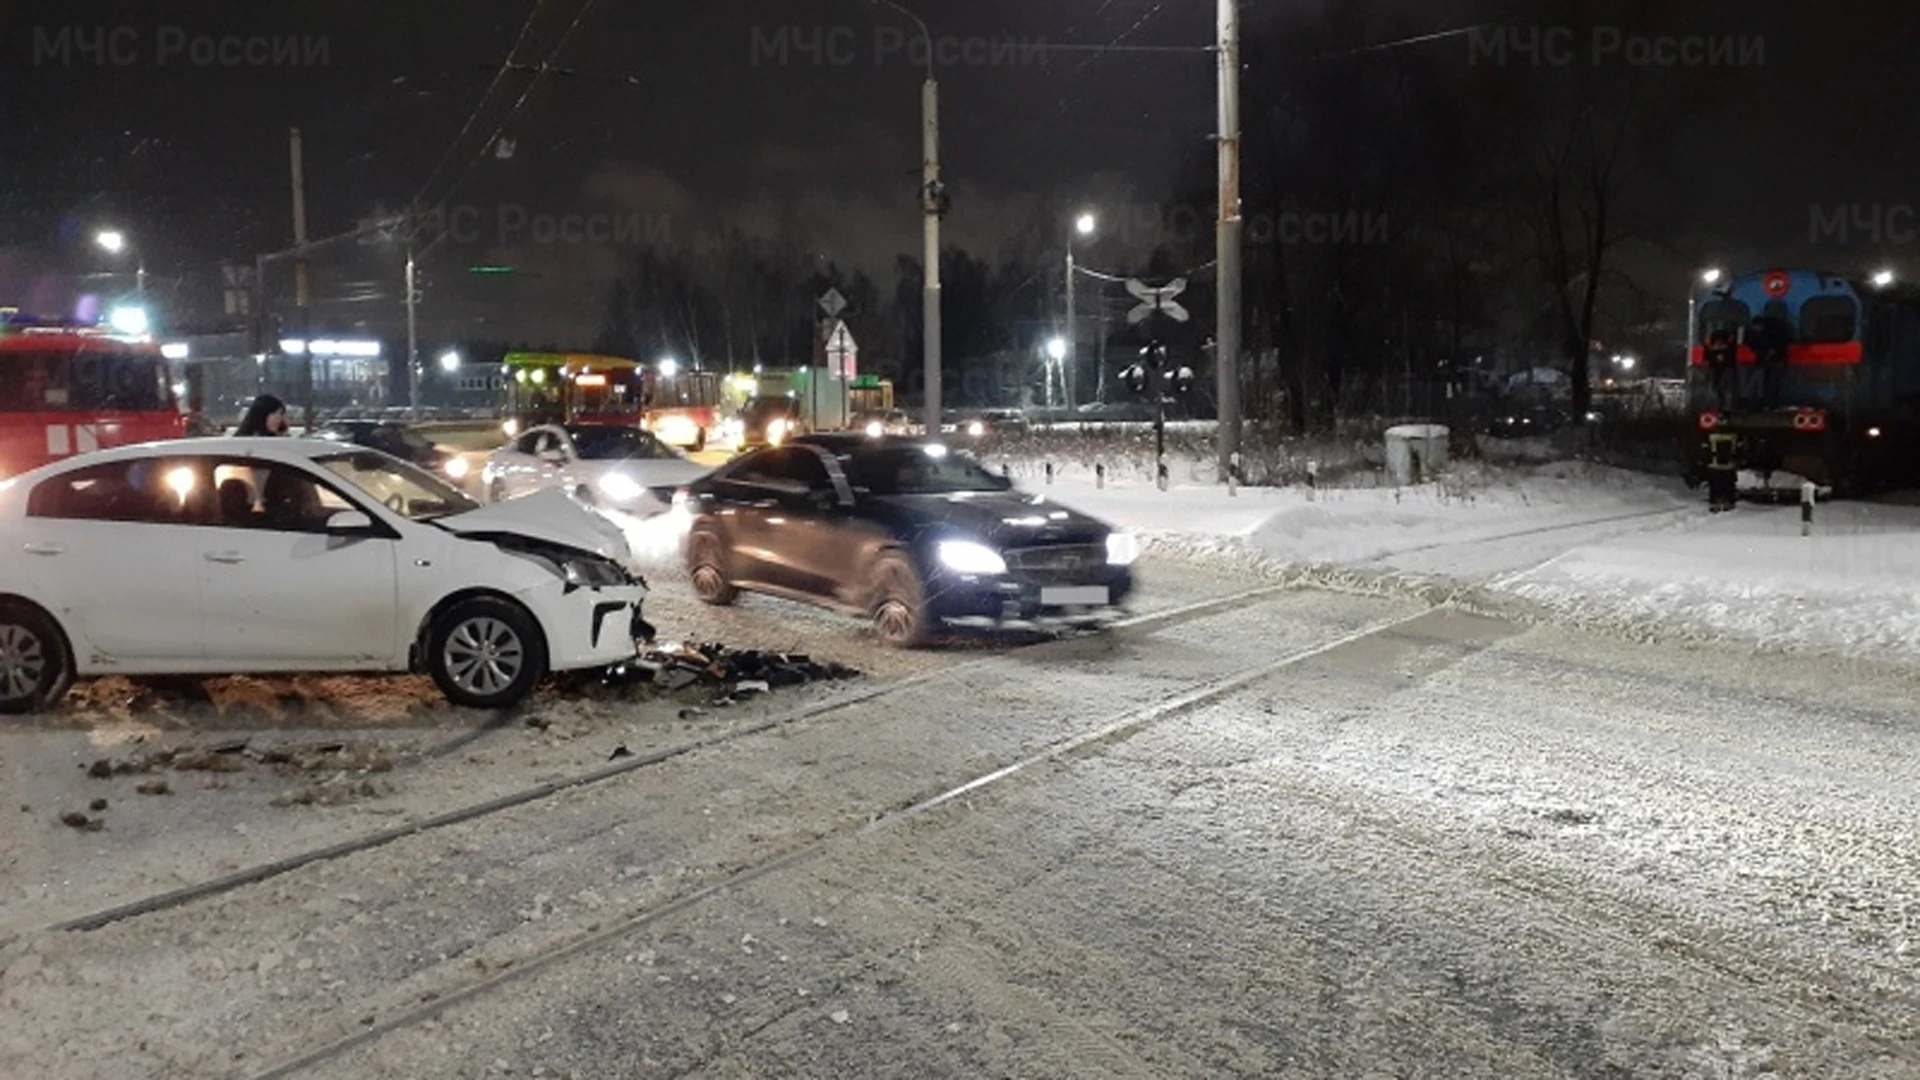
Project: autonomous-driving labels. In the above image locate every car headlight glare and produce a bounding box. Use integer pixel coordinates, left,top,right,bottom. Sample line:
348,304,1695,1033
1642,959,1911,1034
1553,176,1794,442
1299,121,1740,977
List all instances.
768,418,789,445
967,420,985,438
562,555,629,588
443,456,470,480
598,472,644,502
1106,531,1140,566
937,540,1007,576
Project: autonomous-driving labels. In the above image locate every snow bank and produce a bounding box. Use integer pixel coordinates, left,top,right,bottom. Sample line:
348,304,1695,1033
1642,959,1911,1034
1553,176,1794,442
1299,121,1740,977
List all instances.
1022,456,1920,665
1502,502,1920,660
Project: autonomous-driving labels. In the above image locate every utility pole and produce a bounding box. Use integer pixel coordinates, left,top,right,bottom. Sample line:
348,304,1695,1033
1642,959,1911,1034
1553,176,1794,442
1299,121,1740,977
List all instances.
922,74,942,437
405,238,420,421
289,126,313,433
1096,306,1108,402
1064,246,1076,412
1215,0,1243,478
868,1,942,435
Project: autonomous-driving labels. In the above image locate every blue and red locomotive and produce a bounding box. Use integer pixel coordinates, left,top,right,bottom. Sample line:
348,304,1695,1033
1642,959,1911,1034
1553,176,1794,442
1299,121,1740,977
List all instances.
1686,268,1920,493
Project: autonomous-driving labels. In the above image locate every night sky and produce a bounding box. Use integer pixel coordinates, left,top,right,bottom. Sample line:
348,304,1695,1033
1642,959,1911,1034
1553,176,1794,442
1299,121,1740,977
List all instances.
3,1,1917,346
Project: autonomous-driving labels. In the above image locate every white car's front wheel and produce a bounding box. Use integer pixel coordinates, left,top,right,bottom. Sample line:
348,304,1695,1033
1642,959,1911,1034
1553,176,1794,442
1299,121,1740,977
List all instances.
427,597,548,709
0,601,75,715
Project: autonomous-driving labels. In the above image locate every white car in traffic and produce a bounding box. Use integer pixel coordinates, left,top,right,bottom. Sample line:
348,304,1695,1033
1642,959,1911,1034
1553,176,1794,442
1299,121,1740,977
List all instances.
482,424,710,512
0,438,648,712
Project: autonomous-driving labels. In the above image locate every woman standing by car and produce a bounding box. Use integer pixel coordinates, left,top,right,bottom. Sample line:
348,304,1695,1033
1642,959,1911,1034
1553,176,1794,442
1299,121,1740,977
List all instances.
236,394,289,436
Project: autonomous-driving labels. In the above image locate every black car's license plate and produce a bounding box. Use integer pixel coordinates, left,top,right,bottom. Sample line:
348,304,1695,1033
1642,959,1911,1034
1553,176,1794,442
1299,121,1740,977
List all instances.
1039,585,1109,606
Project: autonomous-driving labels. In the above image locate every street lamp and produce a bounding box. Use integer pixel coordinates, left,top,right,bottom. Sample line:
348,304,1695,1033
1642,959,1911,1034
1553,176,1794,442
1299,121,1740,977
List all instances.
659,357,679,379
1044,336,1067,410
95,228,147,297
1700,267,1723,286
1872,268,1896,288
438,349,461,373
1064,211,1095,411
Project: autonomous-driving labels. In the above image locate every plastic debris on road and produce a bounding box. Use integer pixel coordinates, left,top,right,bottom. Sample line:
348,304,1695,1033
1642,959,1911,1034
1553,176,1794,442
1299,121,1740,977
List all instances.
596,642,860,703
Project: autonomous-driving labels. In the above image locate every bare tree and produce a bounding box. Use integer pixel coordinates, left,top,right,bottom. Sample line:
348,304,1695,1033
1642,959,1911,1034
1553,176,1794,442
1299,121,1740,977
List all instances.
1520,62,1655,417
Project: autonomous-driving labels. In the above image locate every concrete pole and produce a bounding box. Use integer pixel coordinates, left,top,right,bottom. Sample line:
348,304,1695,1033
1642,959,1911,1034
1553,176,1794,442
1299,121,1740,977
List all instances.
289,126,314,432
1215,0,1243,477
1065,244,1076,413
922,76,942,437
406,239,420,421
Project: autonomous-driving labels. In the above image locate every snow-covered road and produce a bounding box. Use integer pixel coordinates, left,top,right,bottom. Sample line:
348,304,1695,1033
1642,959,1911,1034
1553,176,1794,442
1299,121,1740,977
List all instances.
4,563,1917,1078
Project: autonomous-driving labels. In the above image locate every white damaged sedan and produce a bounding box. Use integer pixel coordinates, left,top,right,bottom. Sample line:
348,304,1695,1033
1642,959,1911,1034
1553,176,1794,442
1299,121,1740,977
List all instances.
0,437,649,711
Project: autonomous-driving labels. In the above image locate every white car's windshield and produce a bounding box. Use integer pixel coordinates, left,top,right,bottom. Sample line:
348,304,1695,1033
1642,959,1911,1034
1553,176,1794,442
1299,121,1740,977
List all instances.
317,450,479,520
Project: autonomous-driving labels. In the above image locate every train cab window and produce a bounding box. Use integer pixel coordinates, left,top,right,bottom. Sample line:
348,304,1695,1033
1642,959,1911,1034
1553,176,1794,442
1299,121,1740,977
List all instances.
1697,299,1750,343
1800,296,1858,344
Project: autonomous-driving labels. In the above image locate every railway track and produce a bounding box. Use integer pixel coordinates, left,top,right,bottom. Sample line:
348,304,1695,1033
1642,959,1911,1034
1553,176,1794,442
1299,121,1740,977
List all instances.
48,579,1300,937
241,604,1436,1080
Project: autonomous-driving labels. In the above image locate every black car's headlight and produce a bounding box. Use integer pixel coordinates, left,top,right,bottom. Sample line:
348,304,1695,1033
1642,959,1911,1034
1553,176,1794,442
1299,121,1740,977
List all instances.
936,539,1007,575
562,555,632,588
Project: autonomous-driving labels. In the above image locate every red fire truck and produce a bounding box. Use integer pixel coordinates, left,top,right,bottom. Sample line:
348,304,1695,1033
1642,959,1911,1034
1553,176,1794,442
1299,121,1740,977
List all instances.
0,313,188,480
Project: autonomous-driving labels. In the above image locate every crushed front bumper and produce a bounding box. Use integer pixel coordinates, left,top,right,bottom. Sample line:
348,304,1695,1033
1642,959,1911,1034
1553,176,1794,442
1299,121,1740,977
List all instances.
535,582,650,671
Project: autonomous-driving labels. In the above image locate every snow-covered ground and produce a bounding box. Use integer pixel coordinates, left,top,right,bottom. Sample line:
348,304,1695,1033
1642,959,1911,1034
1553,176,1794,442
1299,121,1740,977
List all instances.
1022,456,1920,665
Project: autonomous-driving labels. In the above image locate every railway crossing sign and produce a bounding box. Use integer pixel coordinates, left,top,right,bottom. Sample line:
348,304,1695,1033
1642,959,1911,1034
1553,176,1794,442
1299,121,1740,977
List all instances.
1126,277,1189,325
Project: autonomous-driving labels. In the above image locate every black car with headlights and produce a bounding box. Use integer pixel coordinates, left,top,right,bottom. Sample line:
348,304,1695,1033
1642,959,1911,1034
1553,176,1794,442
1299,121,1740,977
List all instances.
315,420,470,485
681,434,1137,646
737,395,806,451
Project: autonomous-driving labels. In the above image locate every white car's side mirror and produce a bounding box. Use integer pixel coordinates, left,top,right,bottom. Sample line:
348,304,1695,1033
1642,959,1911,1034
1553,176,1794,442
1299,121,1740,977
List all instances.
326,510,374,533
